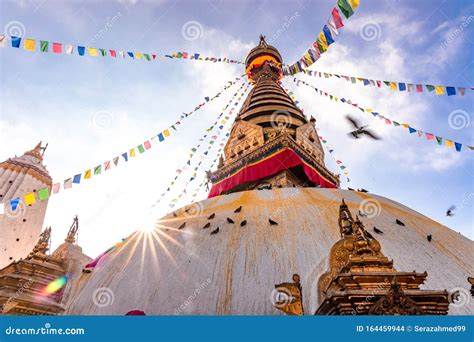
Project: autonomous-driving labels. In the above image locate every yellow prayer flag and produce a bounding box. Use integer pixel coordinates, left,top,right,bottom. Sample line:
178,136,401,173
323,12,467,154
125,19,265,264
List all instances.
319,32,328,49
129,148,136,157
390,82,397,90
135,52,142,59
435,86,445,95
349,0,360,10
401,124,410,128
89,48,98,56
84,169,91,179
445,139,454,147
365,108,373,113
163,129,170,137
24,39,36,51
24,192,36,205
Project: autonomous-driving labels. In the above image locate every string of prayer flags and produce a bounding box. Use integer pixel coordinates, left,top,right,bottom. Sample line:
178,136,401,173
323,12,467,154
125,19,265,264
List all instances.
1,35,244,65
292,77,473,153
151,82,251,210
282,0,359,76
301,69,472,96
8,76,245,212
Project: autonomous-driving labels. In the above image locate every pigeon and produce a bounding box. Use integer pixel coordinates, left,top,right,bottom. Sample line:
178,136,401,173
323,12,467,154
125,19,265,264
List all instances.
358,188,369,193
234,206,242,213
203,222,211,229
269,218,278,226
346,115,381,140
178,222,186,230
358,210,367,218
227,217,235,224
210,227,219,235
427,234,432,242
446,206,456,217
365,231,374,239
348,187,355,191
240,220,247,227
208,213,215,219
373,227,384,234
395,219,405,226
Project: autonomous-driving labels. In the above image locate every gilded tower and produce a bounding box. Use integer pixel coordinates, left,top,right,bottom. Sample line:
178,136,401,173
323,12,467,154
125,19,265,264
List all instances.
0,142,52,268
208,36,339,197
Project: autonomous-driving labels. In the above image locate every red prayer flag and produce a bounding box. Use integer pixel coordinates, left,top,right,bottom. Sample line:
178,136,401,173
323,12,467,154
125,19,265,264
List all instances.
426,133,435,140
52,42,62,53
331,7,344,29
376,80,381,88
110,50,116,57
144,140,152,149
104,160,111,170
416,84,423,92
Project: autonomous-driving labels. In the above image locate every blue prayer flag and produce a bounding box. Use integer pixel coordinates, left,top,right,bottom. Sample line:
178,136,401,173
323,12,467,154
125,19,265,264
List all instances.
11,36,21,48
363,79,370,86
408,127,417,134
158,133,164,142
446,87,456,96
455,142,462,152
73,174,81,184
398,83,406,91
122,152,128,162
77,46,85,56
322,25,335,45
127,52,134,58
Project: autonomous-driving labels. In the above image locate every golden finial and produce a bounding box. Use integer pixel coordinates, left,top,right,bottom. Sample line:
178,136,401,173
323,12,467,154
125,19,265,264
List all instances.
65,215,79,243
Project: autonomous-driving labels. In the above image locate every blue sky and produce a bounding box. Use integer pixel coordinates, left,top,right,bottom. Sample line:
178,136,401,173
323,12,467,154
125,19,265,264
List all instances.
0,0,472,256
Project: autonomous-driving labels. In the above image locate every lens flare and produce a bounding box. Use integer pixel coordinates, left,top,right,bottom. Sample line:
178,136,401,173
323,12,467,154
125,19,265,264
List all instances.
43,275,68,295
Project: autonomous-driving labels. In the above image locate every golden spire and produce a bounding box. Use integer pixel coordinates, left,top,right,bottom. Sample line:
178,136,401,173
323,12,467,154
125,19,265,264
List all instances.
28,227,51,258
65,215,79,244
24,141,48,161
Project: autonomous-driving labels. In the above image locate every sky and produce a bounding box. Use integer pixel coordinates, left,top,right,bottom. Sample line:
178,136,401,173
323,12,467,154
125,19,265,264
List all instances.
0,0,473,257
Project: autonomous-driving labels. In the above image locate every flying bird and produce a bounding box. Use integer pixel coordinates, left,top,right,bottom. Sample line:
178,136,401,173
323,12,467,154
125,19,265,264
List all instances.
358,188,369,193
234,206,242,213
427,234,432,242
346,115,381,140
395,219,405,226
227,217,235,224
446,206,456,217
240,220,247,227
269,218,278,226
178,222,186,230
373,227,384,234
210,227,219,235
358,210,367,218
208,213,215,219
203,222,211,229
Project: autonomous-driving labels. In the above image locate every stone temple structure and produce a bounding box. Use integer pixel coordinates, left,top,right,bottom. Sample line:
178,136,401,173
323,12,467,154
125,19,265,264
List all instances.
0,143,51,268
64,37,473,316
1,37,473,316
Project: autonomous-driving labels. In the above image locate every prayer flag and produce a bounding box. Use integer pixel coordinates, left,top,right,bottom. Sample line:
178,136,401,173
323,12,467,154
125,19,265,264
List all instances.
337,0,354,18
11,36,21,48
407,84,414,92
398,83,406,91
319,32,328,49
127,52,134,58
99,48,107,56
52,42,62,53
455,142,462,152
65,44,73,54
144,140,151,150
408,127,417,134
416,84,423,92
0,203,3,215
94,165,102,174
163,129,170,137
435,86,445,95
84,169,92,179
10,198,20,211
24,192,35,205
137,144,145,153
158,133,164,142
425,85,435,92
426,133,435,140
113,156,119,166
77,46,85,55
129,148,136,157
446,86,456,96
390,82,397,90
323,25,335,45
0,35,6,48
40,40,49,52
331,7,344,28
110,50,116,57
436,136,442,145
349,0,360,10
89,48,98,56
37,187,49,200
458,87,465,96
122,152,128,161
445,139,454,148
73,174,81,184
52,183,60,194
64,178,73,189
24,38,36,51
135,52,142,59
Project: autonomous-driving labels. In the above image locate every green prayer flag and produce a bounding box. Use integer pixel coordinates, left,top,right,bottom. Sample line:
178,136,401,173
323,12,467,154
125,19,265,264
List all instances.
100,48,106,56
94,165,102,175
351,77,356,83
340,166,346,170
37,187,50,200
138,144,145,153
393,121,400,126
40,40,48,52
436,136,443,145
338,0,354,18
426,85,435,92
144,54,151,61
